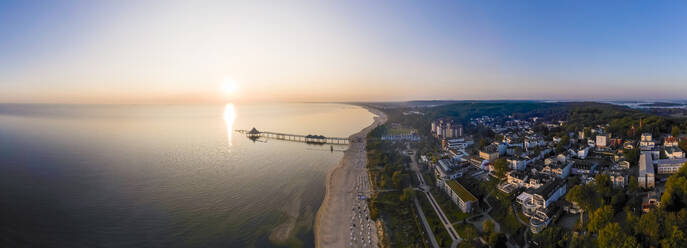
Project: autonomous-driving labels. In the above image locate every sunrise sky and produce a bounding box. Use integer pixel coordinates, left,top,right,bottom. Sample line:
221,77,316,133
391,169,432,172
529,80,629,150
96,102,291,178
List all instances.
1,1,687,103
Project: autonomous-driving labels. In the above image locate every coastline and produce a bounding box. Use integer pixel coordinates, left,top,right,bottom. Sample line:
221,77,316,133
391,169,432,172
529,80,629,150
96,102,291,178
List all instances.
314,105,387,248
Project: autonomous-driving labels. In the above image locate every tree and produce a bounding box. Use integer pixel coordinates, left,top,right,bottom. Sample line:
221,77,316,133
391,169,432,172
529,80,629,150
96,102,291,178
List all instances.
598,222,638,248
662,225,687,248
672,126,681,138
566,184,598,225
488,232,507,248
494,158,508,180
391,171,402,189
483,219,495,235
583,127,592,138
460,225,478,242
532,226,568,248
594,174,612,200
628,175,639,193
587,205,614,233
400,187,415,202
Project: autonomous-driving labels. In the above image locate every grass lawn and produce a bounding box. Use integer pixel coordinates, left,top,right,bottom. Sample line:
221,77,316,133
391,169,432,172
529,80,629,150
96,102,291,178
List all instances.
418,193,453,247
388,127,416,135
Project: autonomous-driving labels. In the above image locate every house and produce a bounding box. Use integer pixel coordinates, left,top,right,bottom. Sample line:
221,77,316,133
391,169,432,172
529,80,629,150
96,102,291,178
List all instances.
642,191,660,213
479,144,500,162
441,180,478,213
665,136,679,147
596,134,610,148
619,161,631,169
639,152,655,189
640,133,656,150
607,171,628,188
576,146,590,159
665,146,685,159
571,159,599,175
507,157,528,171
507,170,529,187
542,160,572,179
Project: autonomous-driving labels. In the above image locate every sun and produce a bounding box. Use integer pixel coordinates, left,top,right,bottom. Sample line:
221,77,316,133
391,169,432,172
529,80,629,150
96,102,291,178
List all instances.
221,78,240,97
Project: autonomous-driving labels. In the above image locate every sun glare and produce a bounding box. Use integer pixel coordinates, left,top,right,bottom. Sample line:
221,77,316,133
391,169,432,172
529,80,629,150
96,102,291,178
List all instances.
221,78,240,97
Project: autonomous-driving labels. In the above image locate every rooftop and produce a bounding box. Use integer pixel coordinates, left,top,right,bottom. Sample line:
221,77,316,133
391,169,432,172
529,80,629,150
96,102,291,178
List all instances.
447,180,478,202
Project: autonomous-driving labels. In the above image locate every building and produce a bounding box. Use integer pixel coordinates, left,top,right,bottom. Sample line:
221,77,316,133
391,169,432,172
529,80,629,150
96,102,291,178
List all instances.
640,133,656,150
655,158,687,174
530,205,560,234
596,134,610,148
665,136,679,147
442,180,478,213
665,146,685,159
479,144,500,162
435,159,462,180
542,160,572,179
576,146,590,159
571,160,599,175
432,119,463,139
507,157,528,171
639,152,655,189
607,171,628,188
517,179,566,233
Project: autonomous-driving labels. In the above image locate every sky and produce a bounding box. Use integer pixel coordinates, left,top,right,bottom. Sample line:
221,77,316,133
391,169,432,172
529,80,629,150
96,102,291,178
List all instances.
1,0,687,103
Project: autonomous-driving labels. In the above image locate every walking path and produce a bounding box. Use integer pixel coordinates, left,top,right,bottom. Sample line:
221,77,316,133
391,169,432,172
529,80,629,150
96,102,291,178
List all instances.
413,197,440,248
406,146,462,247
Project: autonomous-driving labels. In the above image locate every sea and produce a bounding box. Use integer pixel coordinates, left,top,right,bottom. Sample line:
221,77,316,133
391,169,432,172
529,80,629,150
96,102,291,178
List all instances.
0,103,375,248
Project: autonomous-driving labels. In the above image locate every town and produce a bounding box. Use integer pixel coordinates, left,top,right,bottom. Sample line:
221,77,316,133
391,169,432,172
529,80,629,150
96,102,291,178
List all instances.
365,102,687,248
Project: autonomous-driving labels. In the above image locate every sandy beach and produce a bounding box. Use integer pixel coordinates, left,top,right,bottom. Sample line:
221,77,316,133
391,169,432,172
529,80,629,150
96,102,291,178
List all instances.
314,106,387,248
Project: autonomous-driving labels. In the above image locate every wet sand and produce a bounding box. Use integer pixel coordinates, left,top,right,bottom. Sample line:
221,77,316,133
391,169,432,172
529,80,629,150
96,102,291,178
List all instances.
314,106,387,248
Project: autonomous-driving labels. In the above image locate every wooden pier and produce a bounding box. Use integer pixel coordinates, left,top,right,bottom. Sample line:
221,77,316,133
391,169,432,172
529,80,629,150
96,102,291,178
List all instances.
236,128,350,145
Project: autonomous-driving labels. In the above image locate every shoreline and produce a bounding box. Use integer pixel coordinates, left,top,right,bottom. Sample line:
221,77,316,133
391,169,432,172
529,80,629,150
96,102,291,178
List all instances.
314,105,387,248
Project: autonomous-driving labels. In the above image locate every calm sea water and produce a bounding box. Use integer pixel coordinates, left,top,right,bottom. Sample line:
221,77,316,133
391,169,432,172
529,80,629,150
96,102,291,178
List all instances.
0,103,375,248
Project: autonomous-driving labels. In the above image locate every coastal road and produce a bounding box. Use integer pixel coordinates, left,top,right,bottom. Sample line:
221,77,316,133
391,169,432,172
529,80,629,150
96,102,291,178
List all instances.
406,146,462,247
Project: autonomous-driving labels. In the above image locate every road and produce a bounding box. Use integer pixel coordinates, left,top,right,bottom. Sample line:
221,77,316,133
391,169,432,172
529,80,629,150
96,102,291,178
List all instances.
406,146,462,248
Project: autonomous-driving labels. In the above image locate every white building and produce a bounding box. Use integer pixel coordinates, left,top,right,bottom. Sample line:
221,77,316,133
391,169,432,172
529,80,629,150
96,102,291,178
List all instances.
596,135,609,148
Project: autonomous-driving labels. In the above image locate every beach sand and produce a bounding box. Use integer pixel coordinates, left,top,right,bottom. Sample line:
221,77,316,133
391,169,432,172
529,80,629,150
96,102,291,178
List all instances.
314,106,387,248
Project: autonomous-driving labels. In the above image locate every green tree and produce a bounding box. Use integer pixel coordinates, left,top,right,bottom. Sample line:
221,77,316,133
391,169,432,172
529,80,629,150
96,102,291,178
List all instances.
532,226,568,248
637,209,662,244
598,222,638,248
566,184,598,225
672,126,681,138
662,225,687,248
391,171,402,189
488,232,507,248
628,175,639,193
583,127,592,138
460,225,478,242
483,219,495,235
594,174,612,200
494,158,508,180
587,205,614,233
400,187,415,202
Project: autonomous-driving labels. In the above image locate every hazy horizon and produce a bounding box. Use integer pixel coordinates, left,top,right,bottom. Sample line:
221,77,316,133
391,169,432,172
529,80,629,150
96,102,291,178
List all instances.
2,1,687,103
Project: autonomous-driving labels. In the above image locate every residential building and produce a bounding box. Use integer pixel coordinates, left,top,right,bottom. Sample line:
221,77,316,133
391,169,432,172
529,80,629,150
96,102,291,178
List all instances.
655,158,687,174
596,134,610,148
479,144,500,162
665,146,685,159
639,152,655,189
441,180,478,213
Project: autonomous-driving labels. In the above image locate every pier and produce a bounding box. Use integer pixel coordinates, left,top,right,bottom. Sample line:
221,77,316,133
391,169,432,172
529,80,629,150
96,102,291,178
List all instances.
236,128,350,145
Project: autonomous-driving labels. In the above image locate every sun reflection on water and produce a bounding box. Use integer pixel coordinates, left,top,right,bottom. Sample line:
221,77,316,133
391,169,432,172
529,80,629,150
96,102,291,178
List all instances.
223,103,236,149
